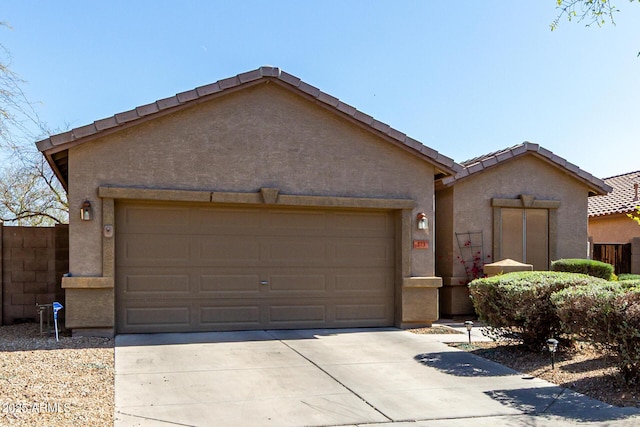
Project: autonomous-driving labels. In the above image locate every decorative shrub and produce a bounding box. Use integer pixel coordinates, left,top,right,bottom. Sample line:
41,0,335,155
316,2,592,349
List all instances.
619,274,640,281
551,258,615,281
619,279,640,289
469,271,604,348
552,284,640,384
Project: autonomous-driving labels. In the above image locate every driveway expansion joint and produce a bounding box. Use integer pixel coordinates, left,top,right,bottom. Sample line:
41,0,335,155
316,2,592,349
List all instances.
266,330,394,423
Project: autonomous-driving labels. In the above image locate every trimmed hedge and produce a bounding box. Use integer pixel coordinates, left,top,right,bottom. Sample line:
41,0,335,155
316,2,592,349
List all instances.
619,279,640,289
551,258,615,280
552,283,640,384
469,271,605,348
619,274,640,281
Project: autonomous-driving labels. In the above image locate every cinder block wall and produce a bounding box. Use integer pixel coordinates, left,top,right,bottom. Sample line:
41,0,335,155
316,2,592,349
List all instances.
1,224,69,325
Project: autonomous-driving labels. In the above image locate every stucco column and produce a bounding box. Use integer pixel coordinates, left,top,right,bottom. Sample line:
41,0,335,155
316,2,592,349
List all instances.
400,208,442,327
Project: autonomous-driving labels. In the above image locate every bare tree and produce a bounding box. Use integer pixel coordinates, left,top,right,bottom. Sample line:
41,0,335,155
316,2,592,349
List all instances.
0,22,68,225
551,0,638,30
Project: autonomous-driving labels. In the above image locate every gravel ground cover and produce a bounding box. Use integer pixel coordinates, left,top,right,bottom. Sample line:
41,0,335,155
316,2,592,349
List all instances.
454,341,639,409
0,323,114,426
409,326,639,409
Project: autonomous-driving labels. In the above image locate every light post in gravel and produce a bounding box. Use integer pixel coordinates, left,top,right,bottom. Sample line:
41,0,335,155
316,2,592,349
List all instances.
547,338,559,369
464,321,473,344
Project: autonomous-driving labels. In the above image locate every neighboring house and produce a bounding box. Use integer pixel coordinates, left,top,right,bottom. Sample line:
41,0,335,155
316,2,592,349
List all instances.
36,67,459,336
588,171,640,274
435,143,611,316
36,67,609,335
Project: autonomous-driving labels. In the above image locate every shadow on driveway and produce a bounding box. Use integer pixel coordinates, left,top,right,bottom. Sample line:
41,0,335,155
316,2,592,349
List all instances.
414,351,518,377
487,386,640,423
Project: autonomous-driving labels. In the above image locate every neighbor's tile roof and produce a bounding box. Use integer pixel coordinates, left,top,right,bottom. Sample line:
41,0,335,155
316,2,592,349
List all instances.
437,141,611,196
588,170,640,217
36,66,462,190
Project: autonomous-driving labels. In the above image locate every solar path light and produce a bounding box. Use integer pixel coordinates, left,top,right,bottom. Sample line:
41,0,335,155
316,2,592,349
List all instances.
464,321,473,344
547,338,559,369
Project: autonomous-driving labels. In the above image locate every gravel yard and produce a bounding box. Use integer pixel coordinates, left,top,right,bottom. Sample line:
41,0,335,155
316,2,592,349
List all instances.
454,340,640,409
0,323,114,426
409,326,639,409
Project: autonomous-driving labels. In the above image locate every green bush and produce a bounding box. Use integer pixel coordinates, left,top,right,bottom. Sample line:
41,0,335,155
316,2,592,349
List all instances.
469,271,605,348
552,284,640,384
619,274,640,281
551,258,615,280
619,279,640,289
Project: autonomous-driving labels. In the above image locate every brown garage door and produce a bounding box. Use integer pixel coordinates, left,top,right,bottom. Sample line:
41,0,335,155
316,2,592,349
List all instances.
115,200,396,333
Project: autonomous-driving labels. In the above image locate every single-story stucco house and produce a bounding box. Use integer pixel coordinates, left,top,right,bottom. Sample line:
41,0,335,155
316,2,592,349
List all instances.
588,170,640,274
36,66,610,336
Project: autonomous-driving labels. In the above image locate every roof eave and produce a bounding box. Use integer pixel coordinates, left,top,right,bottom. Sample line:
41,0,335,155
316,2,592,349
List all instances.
436,143,612,195
37,66,461,184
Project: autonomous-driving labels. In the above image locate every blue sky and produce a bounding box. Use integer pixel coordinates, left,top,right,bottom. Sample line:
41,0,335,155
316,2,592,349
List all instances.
3,1,639,179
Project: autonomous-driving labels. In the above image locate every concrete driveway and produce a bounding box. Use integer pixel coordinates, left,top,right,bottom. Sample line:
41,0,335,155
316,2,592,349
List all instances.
115,327,640,427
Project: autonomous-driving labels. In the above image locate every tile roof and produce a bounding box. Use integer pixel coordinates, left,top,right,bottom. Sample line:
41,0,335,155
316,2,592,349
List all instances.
36,66,462,190
437,141,612,196
588,170,640,217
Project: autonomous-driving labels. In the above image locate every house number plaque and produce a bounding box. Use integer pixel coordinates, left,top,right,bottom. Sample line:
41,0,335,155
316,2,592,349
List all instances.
413,240,429,249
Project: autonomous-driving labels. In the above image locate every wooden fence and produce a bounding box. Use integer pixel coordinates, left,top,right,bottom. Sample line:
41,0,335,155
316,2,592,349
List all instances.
593,243,632,275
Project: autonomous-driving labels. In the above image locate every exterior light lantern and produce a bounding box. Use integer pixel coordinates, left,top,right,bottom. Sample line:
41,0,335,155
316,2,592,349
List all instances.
416,212,428,232
547,338,559,369
464,320,473,344
80,200,92,221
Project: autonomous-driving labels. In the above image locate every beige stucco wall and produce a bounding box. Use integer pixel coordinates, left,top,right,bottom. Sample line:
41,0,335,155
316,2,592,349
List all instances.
69,83,436,277
589,213,640,243
436,155,592,315
65,82,440,331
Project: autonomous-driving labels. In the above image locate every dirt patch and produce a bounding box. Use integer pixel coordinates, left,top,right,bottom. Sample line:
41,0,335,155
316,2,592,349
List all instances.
408,326,464,335
0,323,114,426
449,341,639,408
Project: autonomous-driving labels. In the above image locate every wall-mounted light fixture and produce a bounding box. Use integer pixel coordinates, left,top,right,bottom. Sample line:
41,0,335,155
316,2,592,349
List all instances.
416,212,428,232
80,200,92,221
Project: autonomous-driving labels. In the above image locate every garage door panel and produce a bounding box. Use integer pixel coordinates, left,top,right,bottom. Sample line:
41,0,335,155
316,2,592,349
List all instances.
269,304,326,323
335,271,394,294
197,209,261,234
334,212,393,235
124,306,190,326
121,235,191,263
266,239,327,263
335,303,389,322
199,240,261,262
265,210,327,235
120,205,190,229
124,274,190,294
333,240,394,265
200,305,261,327
199,273,261,294
268,274,326,292
116,201,396,333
